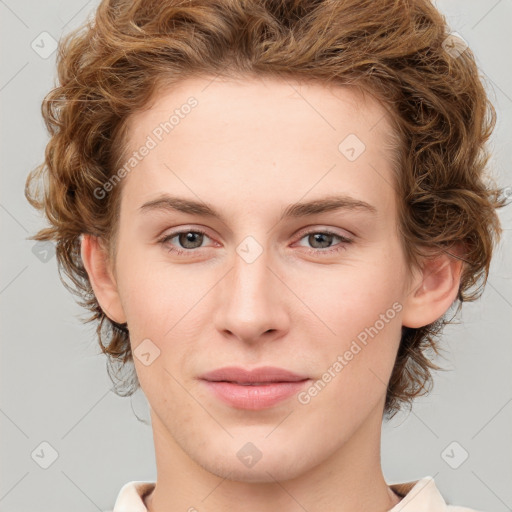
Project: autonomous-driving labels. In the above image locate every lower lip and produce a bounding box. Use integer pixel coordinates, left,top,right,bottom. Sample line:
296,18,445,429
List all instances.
201,380,310,410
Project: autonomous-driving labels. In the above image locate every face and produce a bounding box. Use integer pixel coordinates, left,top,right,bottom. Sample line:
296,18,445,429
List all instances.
103,75,413,482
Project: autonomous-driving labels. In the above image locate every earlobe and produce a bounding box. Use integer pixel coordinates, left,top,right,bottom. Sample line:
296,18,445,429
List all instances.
80,234,127,324
401,249,464,329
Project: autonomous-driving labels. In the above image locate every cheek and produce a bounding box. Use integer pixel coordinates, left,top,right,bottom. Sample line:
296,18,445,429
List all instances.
298,253,406,339
114,240,190,329
115,248,220,382
298,249,405,399
302,303,402,423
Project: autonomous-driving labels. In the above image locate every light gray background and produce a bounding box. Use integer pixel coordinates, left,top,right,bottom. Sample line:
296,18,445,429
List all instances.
1,1,511,511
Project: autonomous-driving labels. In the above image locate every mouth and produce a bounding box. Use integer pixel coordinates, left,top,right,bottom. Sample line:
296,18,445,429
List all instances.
220,381,296,386
200,365,309,384
199,366,311,410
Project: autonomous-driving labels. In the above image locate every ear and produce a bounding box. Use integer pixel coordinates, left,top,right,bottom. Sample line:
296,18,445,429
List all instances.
401,245,464,328
80,234,127,324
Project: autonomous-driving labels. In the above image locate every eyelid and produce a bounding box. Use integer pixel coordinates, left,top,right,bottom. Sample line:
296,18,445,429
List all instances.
291,229,353,256
158,226,215,245
158,224,354,258
158,225,354,243
293,225,354,242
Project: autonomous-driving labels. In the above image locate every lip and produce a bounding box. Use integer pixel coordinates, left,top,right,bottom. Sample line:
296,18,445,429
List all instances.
200,366,309,383
199,366,310,410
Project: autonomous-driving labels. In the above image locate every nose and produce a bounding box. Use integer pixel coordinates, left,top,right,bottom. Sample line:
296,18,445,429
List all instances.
213,239,290,345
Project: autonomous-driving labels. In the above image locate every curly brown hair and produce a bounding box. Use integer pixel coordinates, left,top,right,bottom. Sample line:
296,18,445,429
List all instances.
25,0,506,419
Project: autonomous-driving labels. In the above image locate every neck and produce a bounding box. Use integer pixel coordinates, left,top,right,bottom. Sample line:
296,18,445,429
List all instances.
144,400,401,512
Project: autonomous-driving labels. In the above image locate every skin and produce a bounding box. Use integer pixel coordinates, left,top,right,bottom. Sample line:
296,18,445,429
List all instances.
81,75,463,511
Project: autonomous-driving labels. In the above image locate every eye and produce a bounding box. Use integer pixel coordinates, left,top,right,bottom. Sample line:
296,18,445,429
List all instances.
294,229,353,255
158,228,213,255
158,227,353,257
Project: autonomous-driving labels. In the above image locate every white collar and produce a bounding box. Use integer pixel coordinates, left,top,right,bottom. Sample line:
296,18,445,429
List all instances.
110,475,477,511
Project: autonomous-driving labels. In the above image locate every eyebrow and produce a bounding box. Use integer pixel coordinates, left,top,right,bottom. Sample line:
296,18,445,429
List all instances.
138,194,377,223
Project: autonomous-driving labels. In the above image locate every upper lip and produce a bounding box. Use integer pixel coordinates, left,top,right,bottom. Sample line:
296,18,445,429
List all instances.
199,366,309,384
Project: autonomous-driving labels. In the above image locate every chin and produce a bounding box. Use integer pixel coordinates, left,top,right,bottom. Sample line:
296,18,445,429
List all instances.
202,455,310,484
189,436,315,484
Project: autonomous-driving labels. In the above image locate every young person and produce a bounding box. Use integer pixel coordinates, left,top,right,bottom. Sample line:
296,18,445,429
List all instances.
25,0,505,510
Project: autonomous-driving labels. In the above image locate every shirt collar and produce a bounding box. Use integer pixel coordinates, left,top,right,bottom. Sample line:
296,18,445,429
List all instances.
112,475,450,511
388,476,449,511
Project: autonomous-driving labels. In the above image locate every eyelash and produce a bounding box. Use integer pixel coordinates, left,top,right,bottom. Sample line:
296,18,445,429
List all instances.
158,228,353,257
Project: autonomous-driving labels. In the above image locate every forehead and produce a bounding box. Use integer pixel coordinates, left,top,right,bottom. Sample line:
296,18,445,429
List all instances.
119,75,399,217
126,74,395,148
